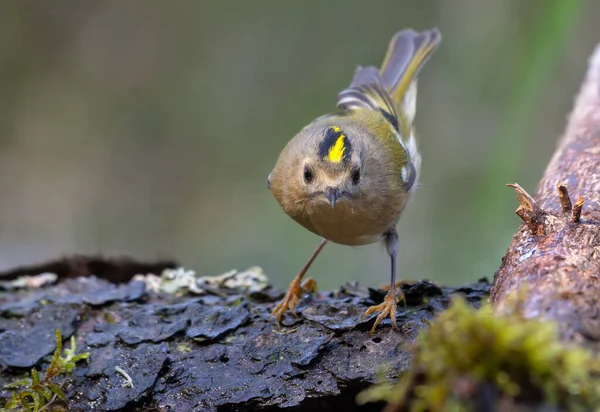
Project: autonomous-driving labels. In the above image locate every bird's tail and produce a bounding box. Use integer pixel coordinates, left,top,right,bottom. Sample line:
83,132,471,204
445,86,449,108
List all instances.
379,28,441,123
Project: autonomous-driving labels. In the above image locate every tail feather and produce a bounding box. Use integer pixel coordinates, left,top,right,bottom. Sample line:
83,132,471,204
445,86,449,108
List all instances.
380,28,441,121
379,30,418,90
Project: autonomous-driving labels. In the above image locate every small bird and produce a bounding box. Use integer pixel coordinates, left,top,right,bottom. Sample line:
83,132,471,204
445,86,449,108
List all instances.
267,28,441,334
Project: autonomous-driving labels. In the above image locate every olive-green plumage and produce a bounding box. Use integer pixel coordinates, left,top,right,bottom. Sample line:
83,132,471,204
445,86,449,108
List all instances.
270,114,409,245
268,28,441,333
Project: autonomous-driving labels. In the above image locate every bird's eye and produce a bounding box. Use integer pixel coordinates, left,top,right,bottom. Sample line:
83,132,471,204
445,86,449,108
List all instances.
351,168,361,185
303,166,313,184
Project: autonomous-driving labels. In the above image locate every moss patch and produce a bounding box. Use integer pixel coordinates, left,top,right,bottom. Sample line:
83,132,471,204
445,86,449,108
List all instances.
2,329,90,412
358,297,600,411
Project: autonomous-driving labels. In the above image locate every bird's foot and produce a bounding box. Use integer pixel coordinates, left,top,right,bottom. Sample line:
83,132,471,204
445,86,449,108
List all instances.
362,289,405,335
270,277,317,329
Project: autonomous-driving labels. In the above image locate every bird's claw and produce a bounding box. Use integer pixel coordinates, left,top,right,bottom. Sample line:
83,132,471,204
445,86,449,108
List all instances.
270,278,317,329
362,290,404,335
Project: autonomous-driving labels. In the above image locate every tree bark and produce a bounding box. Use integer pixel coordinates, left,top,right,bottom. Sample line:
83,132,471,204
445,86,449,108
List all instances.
0,256,489,412
490,45,600,346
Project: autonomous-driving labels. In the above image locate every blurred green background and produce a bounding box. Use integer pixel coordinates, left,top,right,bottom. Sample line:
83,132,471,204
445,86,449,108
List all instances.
0,0,596,289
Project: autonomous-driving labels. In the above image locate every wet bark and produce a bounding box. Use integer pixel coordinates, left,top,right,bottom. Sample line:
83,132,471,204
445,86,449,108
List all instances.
0,256,489,412
491,45,600,347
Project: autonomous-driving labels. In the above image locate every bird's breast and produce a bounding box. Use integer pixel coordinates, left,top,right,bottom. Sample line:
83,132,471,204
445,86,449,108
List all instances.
296,196,407,246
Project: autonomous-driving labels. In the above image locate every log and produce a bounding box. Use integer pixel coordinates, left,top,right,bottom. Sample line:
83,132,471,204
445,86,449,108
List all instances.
0,256,490,411
491,44,600,346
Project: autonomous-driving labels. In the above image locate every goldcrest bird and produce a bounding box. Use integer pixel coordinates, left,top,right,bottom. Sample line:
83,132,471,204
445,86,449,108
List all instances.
267,28,441,334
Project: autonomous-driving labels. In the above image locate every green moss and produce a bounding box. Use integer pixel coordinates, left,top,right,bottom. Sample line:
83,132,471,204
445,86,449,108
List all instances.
176,343,192,354
358,297,600,411
1,329,90,412
104,311,119,324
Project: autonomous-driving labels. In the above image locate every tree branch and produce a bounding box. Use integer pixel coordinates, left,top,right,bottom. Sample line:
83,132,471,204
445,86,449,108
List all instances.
491,45,600,346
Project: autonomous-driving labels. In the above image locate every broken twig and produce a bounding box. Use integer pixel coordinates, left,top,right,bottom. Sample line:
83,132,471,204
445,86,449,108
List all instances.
557,184,573,213
572,196,584,223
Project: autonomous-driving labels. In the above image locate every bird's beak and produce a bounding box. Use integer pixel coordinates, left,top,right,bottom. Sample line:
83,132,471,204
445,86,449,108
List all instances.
325,187,341,209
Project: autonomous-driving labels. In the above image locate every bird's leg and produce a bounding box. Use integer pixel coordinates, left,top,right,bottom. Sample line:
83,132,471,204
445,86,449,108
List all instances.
270,238,328,329
362,229,405,334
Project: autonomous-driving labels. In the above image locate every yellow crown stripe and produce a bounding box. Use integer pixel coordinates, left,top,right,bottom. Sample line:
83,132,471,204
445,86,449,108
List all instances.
326,133,346,163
